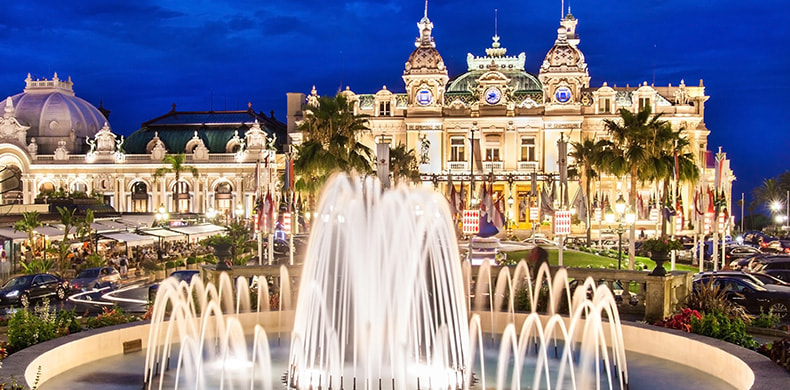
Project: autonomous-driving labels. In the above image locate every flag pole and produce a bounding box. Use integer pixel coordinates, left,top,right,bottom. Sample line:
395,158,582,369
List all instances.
257,157,263,265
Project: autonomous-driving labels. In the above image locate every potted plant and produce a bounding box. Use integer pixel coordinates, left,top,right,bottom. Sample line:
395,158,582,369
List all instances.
186,256,198,270
640,237,682,276
154,263,166,281
165,260,176,275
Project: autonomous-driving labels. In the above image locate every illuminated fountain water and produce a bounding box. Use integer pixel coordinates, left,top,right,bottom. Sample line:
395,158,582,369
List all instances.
143,173,629,390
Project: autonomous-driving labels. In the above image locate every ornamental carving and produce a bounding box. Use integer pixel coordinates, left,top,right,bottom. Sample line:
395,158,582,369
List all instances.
0,97,29,145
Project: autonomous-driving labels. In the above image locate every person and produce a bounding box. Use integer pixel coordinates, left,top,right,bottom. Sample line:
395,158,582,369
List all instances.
639,228,647,240
119,256,128,278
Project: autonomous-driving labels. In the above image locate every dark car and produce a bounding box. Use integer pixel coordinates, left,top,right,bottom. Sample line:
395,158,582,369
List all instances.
69,266,121,292
693,271,790,292
148,270,200,301
693,276,790,318
763,240,790,254
750,271,790,286
0,273,69,307
725,246,763,268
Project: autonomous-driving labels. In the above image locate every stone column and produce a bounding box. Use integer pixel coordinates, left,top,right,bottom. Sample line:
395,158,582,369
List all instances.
644,271,693,323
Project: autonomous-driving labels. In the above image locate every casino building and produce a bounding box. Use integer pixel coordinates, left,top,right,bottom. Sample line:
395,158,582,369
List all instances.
0,73,286,219
286,11,734,235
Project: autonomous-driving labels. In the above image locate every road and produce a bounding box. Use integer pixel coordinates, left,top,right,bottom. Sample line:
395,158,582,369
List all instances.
1,281,152,317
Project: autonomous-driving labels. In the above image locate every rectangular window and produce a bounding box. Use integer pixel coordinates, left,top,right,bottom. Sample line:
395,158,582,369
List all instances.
639,97,650,111
450,137,465,162
520,137,536,161
485,147,500,161
378,101,391,116
600,98,610,113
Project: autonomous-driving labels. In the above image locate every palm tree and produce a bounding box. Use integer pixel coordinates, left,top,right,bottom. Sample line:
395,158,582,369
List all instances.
294,93,373,206
751,178,783,213
14,211,41,252
154,154,199,213
54,206,78,275
389,143,421,186
640,122,700,237
569,138,607,244
600,106,663,268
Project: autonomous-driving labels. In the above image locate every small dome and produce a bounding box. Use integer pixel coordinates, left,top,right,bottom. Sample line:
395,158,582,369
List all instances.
8,74,108,154
405,46,446,73
540,25,586,74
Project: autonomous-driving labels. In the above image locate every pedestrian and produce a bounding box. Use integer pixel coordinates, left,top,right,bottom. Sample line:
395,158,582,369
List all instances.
119,256,128,278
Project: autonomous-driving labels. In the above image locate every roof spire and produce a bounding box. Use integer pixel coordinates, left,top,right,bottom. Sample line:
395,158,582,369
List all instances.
424,0,428,19
494,9,498,37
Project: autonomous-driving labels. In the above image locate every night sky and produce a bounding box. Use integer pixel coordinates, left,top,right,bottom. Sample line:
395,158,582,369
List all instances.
0,1,787,211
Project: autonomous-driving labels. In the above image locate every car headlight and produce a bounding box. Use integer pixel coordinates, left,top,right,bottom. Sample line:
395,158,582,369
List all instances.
5,290,19,298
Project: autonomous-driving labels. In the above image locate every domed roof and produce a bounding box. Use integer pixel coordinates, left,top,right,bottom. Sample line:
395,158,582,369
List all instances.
447,69,541,93
403,14,446,75
405,46,445,73
540,26,587,73
8,73,108,153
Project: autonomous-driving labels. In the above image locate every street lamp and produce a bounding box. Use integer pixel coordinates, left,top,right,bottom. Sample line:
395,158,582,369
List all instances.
154,204,169,261
155,204,169,227
605,194,636,270
235,203,244,222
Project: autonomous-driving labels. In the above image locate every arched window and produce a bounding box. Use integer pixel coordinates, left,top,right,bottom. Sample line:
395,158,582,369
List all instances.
173,181,191,212
0,165,22,204
131,182,149,212
214,182,233,214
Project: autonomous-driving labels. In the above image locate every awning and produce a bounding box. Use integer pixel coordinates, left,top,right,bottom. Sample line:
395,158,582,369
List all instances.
0,227,29,241
32,226,66,241
101,232,158,247
138,228,186,242
118,215,156,229
167,224,227,238
95,220,128,231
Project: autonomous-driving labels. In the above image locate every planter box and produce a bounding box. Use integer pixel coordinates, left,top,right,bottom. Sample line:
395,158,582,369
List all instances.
154,270,166,280
186,263,198,270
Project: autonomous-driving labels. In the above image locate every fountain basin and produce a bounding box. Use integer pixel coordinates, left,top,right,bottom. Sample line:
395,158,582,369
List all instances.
2,310,785,389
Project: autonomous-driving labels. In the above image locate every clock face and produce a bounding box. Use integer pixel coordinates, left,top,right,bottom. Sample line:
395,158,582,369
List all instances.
554,86,572,103
485,87,502,104
416,89,433,106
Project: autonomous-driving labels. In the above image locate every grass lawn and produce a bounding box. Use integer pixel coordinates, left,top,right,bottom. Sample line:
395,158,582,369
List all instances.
502,247,699,273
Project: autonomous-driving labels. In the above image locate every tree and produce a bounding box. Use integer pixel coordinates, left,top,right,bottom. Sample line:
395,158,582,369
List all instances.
294,93,373,207
201,220,255,265
53,206,78,276
569,138,607,245
600,106,663,268
14,211,41,252
389,143,421,186
751,178,783,213
154,154,199,213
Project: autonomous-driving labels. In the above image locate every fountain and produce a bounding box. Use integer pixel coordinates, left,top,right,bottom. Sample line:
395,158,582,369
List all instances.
139,173,632,390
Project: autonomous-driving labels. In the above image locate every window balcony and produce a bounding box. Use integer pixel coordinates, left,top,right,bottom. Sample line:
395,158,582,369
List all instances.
517,161,538,171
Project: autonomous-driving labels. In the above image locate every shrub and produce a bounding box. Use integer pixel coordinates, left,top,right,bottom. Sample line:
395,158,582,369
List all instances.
83,252,105,268
186,256,198,265
685,279,749,322
654,308,702,332
758,337,790,372
751,309,781,329
690,310,757,349
86,307,139,329
165,260,176,269
203,254,217,265
6,299,79,351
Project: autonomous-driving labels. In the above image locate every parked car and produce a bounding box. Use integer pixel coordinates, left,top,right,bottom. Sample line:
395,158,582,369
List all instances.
693,271,790,292
747,254,790,273
725,245,763,268
693,276,790,318
148,270,200,301
762,240,790,254
0,273,69,307
750,272,790,287
69,266,121,292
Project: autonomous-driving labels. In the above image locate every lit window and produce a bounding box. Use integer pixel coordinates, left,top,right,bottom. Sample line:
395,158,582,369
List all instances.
450,137,465,162
379,101,391,116
520,137,536,161
639,97,651,111
485,147,500,161
599,98,610,113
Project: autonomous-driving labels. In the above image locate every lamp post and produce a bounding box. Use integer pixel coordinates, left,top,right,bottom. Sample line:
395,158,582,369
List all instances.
235,203,244,223
469,125,477,207
605,194,636,270
155,204,169,261
771,201,782,233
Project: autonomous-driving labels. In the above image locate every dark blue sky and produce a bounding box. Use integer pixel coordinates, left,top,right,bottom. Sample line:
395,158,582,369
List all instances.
0,1,787,207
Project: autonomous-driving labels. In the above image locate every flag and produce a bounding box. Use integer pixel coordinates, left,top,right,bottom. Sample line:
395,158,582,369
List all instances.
540,185,555,219
571,188,588,221
714,149,725,190
673,148,679,183
472,138,483,173
284,156,294,192
492,195,504,230
448,175,461,216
